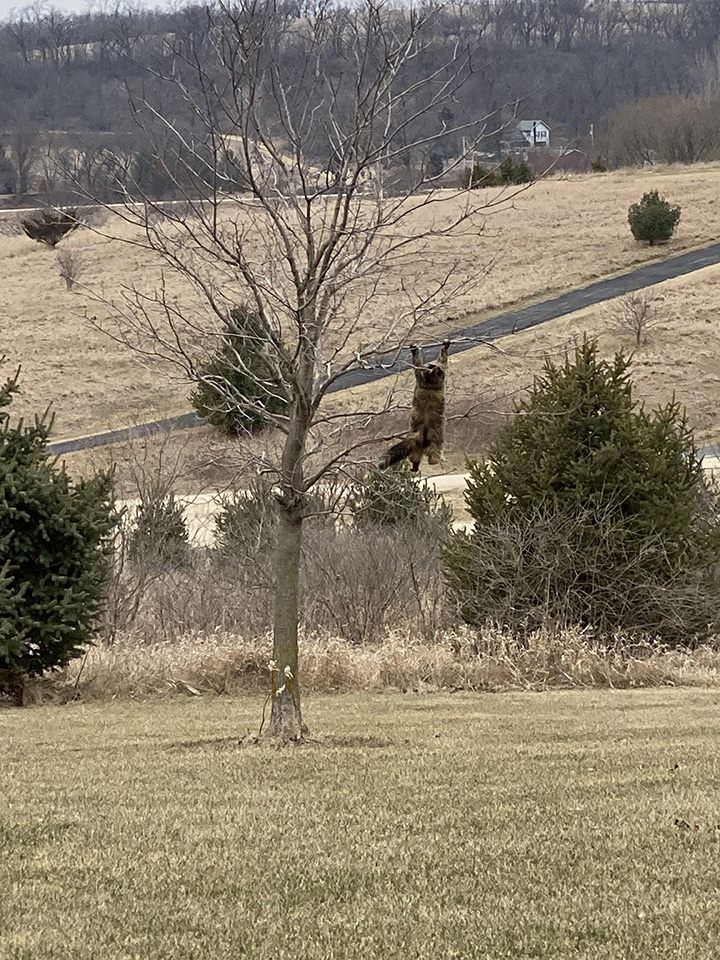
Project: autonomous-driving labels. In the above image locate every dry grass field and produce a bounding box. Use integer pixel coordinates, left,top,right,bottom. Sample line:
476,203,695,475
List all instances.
2,162,720,443
32,626,720,702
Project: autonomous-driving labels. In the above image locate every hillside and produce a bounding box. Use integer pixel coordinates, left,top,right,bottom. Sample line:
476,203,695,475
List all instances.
2,163,719,450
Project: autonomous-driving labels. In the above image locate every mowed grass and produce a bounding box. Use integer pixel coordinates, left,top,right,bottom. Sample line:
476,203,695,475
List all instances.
2,690,720,959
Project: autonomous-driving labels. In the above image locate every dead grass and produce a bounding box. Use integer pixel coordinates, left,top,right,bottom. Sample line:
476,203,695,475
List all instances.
3,162,720,439
29,627,720,704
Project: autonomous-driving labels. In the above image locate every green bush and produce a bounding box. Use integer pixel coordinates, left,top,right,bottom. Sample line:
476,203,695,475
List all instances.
191,305,288,434
214,479,280,559
499,155,532,184
460,162,500,189
426,151,444,178
214,478,339,560
460,157,532,190
591,156,608,173
444,341,720,642
628,190,681,245
127,489,190,568
349,462,452,535
0,369,117,703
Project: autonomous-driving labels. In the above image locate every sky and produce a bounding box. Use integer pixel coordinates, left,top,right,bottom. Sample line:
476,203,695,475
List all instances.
1,0,84,16
0,0,158,21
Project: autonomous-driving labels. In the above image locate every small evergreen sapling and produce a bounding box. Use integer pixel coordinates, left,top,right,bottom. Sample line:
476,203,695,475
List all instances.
349,462,453,535
0,368,117,704
628,190,681,245
191,305,288,433
460,162,500,189
128,488,190,568
460,156,532,190
214,479,280,559
499,156,532,184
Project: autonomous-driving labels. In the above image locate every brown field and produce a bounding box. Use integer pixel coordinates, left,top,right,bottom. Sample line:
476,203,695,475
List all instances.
2,162,720,444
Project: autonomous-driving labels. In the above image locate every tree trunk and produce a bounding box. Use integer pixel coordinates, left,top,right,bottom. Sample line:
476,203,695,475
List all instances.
268,497,305,739
11,673,25,707
1,672,25,707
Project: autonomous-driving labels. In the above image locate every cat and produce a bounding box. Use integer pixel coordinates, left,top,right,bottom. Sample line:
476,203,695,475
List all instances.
380,340,450,472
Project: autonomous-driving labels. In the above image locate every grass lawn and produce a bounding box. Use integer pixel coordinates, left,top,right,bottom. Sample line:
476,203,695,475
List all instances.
2,689,720,959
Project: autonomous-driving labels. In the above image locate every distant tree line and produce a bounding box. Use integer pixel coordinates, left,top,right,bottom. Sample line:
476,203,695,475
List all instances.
1,0,720,200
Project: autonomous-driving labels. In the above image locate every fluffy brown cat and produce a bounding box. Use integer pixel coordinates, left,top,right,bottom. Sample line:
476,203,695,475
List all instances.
380,340,449,472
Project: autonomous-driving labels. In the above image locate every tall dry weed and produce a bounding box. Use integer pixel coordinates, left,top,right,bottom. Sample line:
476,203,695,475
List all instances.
31,626,720,704
105,514,452,646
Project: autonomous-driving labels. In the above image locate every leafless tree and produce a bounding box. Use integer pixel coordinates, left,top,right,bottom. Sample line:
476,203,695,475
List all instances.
5,123,40,200
597,95,718,167
85,0,524,740
57,248,83,289
693,41,720,102
612,291,660,347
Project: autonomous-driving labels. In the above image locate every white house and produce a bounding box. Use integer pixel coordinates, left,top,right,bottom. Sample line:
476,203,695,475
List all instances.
517,121,551,148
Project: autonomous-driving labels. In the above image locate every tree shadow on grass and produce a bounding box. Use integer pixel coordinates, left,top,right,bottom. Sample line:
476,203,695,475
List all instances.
168,734,394,751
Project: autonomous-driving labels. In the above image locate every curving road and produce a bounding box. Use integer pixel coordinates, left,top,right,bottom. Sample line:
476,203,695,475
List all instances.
48,240,720,456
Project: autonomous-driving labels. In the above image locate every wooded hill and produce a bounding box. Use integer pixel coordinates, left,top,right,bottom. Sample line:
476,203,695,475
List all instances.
1,0,720,200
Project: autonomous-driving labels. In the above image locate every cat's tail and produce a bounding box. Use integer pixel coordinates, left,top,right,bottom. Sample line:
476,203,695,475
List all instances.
379,435,418,469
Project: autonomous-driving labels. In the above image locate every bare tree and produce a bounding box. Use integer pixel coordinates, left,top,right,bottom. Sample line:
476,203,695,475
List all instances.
85,0,522,740
597,94,718,167
612,291,661,347
6,124,40,200
57,248,83,289
693,41,720,102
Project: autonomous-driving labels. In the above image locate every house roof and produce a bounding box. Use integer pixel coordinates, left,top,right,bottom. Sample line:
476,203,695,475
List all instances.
518,120,551,132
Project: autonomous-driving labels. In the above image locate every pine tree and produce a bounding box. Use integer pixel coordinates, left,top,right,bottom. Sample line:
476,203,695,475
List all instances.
628,190,681,245
499,155,532,184
128,489,190,568
0,368,118,704
444,341,720,641
191,305,288,433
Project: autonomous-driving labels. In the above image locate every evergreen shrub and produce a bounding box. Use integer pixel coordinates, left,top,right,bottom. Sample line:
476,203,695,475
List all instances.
191,305,287,434
0,369,117,703
499,155,532,184
460,162,500,189
444,341,720,642
461,156,532,190
628,190,681,245
128,489,190,568
214,478,338,560
349,462,453,535
214,479,280,559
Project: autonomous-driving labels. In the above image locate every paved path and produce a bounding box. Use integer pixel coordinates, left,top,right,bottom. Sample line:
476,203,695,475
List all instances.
48,240,720,456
